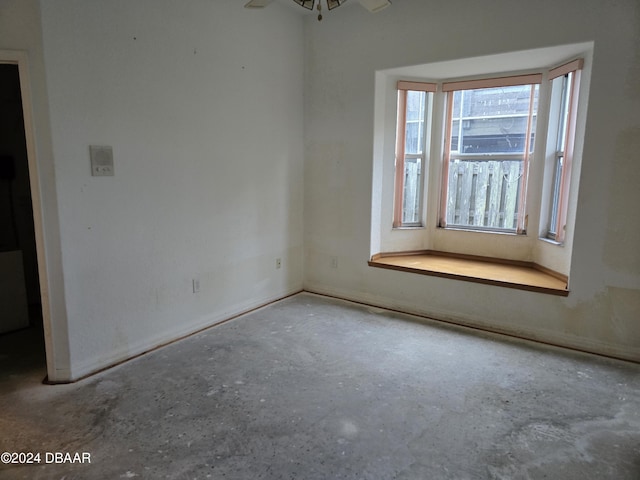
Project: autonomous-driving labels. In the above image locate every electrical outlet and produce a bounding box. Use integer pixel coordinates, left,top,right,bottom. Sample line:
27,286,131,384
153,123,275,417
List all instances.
276,258,282,269
331,256,338,269
192,278,200,293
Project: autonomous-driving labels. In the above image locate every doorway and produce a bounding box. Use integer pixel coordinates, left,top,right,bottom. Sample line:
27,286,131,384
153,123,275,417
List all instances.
0,62,46,381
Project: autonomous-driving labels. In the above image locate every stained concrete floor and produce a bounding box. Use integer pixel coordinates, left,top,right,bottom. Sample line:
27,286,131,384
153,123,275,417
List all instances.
0,292,639,479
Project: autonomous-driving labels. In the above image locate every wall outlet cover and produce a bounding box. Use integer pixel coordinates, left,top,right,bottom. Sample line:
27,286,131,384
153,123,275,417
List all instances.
90,145,114,176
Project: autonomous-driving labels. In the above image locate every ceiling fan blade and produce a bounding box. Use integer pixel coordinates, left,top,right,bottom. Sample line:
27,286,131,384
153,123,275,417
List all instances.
293,0,315,10
326,0,348,10
244,0,274,8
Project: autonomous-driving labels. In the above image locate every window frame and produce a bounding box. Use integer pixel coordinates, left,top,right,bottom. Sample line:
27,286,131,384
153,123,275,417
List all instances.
391,63,583,241
545,59,583,243
393,81,436,228
439,74,542,234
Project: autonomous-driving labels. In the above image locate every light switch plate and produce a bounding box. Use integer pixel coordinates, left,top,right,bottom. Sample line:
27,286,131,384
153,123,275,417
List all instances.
90,145,114,176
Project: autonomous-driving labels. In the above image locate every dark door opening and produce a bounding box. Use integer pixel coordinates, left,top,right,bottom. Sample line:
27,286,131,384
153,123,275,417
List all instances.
0,63,46,380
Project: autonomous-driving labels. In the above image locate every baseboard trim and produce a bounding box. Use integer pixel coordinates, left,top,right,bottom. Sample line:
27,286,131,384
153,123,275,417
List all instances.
44,284,638,385
47,288,303,384
301,287,639,365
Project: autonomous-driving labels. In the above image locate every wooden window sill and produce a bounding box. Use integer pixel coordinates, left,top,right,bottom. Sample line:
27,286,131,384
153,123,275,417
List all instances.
369,250,569,296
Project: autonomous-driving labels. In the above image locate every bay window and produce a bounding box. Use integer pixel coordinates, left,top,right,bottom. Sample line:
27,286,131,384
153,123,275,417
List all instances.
372,44,591,282
391,62,582,241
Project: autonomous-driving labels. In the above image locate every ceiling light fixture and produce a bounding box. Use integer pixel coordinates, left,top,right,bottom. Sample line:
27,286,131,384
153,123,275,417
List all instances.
244,0,391,21
293,0,345,22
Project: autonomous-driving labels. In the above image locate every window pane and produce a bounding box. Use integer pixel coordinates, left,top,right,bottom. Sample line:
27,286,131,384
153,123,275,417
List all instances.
458,117,531,153
402,158,422,224
451,91,462,118
557,73,572,152
406,90,426,121
405,122,422,154
451,120,460,152
548,155,564,237
444,83,537,232
446,159,523,231
395,88,430,227
547,73,574,238
450,85,539,155
405,91,426,154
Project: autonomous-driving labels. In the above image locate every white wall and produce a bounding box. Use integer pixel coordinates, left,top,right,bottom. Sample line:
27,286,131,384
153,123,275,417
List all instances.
36,0,304,380
304,0,640,361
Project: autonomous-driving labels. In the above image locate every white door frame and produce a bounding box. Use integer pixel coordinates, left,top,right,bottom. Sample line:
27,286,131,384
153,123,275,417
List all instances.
0,49,57,381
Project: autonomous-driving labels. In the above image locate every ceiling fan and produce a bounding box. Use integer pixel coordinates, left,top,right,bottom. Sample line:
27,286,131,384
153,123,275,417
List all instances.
244,0,392,21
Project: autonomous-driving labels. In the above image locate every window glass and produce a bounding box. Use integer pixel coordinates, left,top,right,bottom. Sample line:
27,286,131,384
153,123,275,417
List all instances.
402,158,422,224
450,86,539,155
395,89,429,227
444,84,538,232
547,72,575,240
405,90,426,154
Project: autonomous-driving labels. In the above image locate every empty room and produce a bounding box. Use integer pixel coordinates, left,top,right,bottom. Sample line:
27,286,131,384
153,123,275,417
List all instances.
0,0,639,478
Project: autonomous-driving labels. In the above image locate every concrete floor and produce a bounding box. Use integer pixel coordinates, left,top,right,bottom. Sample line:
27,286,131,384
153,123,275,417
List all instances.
0,292,639,479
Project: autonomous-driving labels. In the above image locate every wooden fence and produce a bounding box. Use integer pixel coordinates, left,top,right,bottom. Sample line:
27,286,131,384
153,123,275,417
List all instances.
402,159,522,230
402,159,422,224
446,159,522,230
